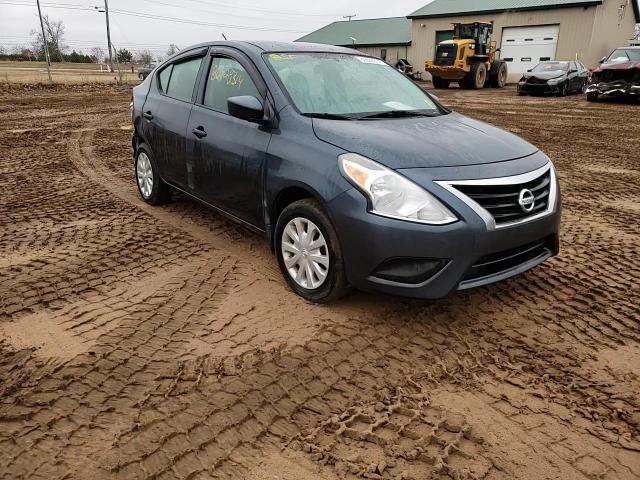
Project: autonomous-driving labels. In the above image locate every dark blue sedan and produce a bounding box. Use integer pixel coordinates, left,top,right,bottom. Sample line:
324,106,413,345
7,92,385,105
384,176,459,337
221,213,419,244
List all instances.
131,41,561,302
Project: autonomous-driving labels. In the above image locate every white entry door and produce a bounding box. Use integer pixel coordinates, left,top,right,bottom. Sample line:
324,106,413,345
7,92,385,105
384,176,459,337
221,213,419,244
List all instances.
500,25,560,80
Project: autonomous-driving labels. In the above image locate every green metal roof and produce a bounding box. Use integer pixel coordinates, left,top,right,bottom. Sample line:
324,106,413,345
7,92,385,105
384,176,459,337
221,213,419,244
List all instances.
408,0,602,18
296,17,411,47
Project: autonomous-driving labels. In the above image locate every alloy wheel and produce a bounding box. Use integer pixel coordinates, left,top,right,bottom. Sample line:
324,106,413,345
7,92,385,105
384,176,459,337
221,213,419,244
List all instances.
136,152,154,199
281,217,329,289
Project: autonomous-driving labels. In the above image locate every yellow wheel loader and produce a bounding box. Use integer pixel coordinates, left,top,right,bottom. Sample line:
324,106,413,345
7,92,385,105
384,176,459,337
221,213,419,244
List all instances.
426,22,508,89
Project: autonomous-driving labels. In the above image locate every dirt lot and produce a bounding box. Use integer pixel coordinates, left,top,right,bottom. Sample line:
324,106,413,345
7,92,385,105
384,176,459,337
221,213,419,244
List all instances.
0,82,638,480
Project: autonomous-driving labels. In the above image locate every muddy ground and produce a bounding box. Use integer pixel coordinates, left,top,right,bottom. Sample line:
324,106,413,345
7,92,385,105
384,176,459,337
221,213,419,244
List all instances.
0,82,638,480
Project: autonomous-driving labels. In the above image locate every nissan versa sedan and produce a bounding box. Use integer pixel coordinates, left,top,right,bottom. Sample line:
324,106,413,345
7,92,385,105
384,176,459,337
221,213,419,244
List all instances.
131,41,561,302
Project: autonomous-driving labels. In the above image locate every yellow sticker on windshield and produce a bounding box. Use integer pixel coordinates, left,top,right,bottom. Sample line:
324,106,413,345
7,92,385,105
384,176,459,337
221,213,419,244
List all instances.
269,54,296,61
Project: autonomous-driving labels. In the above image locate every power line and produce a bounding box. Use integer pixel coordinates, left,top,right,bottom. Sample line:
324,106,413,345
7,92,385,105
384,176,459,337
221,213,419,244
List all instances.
134,0,338,19
108,8,306,33
0,1,310,33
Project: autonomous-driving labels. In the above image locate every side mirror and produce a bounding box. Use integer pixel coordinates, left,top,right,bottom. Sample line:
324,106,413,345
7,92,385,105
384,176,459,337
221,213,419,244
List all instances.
526,68,532,72
599,56,606,64
227,95,265,122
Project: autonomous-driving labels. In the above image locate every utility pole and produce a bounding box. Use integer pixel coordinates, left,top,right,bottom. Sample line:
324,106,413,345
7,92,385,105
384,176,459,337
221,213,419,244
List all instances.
343,14,356,21
104,0,114,72
36,0,53,84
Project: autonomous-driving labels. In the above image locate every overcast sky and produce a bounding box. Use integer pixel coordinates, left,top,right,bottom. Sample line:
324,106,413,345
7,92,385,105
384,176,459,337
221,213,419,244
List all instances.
1,0,430,58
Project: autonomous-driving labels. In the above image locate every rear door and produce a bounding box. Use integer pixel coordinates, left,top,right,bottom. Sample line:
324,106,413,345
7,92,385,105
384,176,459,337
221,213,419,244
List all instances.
186,48,272,228
141,50,206,188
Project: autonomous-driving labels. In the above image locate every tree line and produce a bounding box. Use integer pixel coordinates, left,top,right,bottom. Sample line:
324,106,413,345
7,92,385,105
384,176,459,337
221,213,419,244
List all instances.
0,16,179,64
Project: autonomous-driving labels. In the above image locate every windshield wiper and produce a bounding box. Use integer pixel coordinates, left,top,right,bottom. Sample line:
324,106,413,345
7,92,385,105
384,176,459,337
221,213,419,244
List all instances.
303,113,356,120
356,110,439,119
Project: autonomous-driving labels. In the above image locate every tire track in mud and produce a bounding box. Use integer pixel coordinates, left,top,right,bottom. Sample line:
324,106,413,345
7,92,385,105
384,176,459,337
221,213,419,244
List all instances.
66,114,283,283
0,86,638,480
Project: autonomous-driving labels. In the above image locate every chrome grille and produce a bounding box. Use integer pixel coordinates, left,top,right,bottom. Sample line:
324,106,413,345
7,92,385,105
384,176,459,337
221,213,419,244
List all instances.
453,169,552,225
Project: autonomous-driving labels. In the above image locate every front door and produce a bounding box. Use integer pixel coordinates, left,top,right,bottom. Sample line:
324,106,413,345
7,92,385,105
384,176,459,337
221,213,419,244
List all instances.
187,51,272,228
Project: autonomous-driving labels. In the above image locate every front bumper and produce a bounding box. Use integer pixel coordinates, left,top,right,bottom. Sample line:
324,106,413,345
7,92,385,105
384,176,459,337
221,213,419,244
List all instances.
517,81,562,95
586,80,640,97
328,155,561,299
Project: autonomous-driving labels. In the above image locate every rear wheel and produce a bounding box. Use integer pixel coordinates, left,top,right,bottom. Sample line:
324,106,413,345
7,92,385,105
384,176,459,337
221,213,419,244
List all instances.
431,76,451,89
460,62,487,89
489,61,508,88
587,91,599,102
275,199,349,303
135,146,172,205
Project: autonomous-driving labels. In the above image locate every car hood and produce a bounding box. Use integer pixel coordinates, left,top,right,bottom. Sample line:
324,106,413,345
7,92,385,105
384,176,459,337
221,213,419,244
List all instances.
523,71,566,81
311,112,538,169
594,61,640,72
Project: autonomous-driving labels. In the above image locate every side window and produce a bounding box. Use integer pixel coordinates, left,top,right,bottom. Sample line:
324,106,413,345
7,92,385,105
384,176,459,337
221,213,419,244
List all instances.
569,61,577,72
203,57,260,113
158,65,173,93
165,57,203,102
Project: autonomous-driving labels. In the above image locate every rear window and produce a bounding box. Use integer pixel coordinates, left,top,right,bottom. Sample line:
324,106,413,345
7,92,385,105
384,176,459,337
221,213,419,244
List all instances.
159,57,203,102
158,65,172,93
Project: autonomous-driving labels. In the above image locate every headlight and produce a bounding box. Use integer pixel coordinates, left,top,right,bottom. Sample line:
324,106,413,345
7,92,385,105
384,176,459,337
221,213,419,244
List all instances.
339,153,457,225
548,78,562,85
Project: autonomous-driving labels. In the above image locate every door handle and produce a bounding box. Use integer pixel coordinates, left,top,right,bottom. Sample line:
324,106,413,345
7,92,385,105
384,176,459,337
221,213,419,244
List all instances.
192,126,207,139
143,111,154,120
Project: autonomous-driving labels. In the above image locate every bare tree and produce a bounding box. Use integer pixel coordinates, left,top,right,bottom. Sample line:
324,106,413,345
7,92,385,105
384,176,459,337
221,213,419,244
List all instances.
30,15,67,61
166,44,179,57
90,46,105,63
136,49,154,65
0,45,6,56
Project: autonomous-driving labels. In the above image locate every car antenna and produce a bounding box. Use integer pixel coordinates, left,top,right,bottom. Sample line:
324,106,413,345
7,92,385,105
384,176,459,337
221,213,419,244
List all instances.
222,33,227,40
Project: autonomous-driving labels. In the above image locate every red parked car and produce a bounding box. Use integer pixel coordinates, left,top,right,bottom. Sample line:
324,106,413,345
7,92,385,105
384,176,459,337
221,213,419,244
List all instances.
587,46,640,101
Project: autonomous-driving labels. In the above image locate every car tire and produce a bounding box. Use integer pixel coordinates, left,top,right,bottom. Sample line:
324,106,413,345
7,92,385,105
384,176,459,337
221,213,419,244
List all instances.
558,82,568,97
275,199,349,303
138,73,144,80
432,76,450,89
135,145,172,205
587,91,599,102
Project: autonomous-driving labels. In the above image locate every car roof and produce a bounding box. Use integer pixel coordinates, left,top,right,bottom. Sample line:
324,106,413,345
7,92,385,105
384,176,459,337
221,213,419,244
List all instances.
179,40,359,55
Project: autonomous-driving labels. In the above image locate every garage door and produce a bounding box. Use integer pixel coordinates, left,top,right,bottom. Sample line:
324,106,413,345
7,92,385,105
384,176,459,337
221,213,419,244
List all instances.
500,25,560,80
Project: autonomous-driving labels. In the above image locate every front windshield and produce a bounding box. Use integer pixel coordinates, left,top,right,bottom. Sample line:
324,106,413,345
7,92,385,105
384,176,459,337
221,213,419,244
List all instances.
531,62,568,72
265,52,442,117
607,48,640,63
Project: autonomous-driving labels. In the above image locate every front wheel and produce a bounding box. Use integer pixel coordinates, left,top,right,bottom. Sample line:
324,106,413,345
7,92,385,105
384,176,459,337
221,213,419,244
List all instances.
460,62,487,89
432,76,450,89
586,91,599,102
558,82,568,97
275,199,349,303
